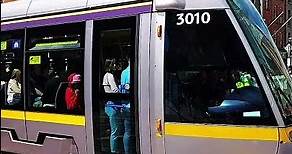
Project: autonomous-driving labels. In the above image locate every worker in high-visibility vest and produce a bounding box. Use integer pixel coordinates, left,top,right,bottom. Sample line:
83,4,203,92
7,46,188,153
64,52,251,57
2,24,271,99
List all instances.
236,72,255,89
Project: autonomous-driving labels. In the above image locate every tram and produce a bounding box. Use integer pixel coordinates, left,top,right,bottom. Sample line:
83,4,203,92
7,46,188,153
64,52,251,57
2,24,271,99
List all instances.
1,0,292,153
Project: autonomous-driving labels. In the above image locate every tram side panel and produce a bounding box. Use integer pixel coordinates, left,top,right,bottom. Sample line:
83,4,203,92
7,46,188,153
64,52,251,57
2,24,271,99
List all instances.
25,119,87,154
23,21,87,153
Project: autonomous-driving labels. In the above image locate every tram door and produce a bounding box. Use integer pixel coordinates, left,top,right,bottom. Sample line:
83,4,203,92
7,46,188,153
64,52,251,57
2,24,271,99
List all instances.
92,17,139,154
151,10,279,154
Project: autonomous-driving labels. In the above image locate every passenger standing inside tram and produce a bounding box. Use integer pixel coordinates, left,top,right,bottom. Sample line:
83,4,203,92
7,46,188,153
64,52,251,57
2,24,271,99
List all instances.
120,58,134,154
103,59,122,153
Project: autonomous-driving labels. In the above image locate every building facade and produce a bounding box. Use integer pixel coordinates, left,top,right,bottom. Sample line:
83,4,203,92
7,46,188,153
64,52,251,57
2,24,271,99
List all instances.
287,0,292,43
251,0,289,49
263,0,286,48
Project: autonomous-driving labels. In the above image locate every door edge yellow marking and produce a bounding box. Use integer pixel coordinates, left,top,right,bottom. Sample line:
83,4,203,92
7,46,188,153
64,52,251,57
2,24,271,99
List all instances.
1,110,25,120
165,123,278,142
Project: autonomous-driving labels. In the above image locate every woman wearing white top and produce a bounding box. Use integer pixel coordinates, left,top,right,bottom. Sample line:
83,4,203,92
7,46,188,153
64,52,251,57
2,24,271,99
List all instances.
7,69,22,105
103,59,122,153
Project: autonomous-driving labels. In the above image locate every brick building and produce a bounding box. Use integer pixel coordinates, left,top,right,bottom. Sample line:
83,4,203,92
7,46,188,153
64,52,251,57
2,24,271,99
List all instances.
252,0,289,49
287,0,292,43
263,0,287,48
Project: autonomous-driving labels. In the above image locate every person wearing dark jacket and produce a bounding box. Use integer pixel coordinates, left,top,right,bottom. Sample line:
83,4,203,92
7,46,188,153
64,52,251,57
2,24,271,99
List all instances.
42,70,61,107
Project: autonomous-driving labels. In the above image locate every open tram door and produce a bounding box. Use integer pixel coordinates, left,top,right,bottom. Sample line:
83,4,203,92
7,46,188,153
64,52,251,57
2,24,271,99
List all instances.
90,16,145,154
150,0,292,154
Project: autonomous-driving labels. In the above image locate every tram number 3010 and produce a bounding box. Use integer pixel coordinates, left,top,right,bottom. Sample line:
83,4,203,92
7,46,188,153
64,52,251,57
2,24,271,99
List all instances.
176,12,211,26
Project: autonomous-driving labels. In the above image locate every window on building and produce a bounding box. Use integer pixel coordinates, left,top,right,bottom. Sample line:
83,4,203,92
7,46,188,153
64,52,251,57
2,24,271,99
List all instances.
288,10,291,27
274,6,277,19
265,0,269,10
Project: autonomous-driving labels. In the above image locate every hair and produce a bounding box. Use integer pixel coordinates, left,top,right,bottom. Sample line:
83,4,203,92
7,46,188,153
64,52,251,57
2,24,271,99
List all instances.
11,69,21,82
104,59,116,73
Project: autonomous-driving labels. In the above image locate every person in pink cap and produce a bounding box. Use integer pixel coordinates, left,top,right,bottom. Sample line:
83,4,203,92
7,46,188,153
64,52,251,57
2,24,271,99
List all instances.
65,73,82,111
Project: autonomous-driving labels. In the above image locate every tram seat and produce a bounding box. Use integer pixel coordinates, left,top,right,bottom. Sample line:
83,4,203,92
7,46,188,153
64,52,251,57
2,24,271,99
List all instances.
54,82,69,111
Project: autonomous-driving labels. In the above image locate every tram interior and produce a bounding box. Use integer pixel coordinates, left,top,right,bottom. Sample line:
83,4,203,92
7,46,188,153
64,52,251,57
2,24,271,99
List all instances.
93,28,136,153
0,23,85,114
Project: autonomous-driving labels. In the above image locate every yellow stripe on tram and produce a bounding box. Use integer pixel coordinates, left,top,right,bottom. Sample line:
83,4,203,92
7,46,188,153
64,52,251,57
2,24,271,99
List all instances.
165,123,279,142
1,110,85,126
1,110,25,120
26,112,85,126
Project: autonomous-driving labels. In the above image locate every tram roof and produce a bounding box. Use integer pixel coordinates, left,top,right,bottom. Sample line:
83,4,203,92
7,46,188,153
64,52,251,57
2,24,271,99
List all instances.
1,0,229,21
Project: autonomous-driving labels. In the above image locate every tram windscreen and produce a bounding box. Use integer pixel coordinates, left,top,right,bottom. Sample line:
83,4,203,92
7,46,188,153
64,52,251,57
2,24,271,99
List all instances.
228,0,292,125
164,10,277,125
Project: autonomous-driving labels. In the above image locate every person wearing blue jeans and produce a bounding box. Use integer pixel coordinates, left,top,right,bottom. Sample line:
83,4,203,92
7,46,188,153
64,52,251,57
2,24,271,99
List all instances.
121,104,135,154
105,101,122,153
120,63,135,154
103,59,134,154
103,59,122,153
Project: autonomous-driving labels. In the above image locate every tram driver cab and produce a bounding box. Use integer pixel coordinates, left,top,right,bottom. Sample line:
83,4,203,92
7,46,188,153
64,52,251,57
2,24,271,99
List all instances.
208,71,267,120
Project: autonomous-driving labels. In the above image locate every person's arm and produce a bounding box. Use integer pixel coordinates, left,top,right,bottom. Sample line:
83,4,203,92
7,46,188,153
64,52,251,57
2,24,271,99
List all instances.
108,73,119,93
35,88,43,96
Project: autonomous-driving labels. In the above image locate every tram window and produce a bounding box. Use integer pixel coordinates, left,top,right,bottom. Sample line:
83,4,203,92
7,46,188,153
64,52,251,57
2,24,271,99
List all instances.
1,30,24,110
92,17,137,154
228,0,292,124
164,10,277,125
25,23,85,115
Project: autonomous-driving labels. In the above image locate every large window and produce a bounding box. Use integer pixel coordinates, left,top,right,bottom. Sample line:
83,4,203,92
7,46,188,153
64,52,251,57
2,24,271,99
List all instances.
25,23,85,115
164,10,277,125
228,0,292,125
92,17,138,154
1,30,24,110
